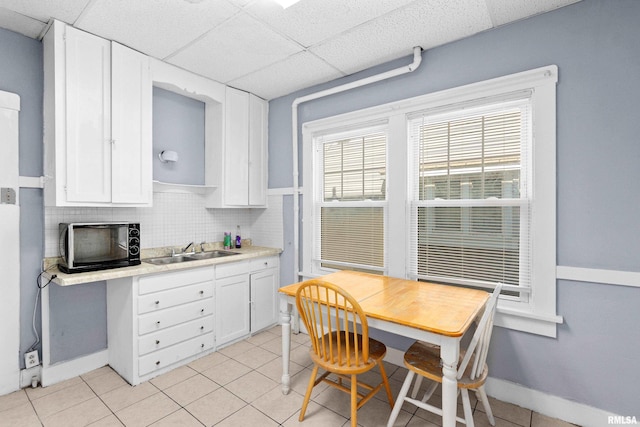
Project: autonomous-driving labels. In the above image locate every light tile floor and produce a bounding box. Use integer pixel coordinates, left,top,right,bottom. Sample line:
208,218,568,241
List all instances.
0,326,580,427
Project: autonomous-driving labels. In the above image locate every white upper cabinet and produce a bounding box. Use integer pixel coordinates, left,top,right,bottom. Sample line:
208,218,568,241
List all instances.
248,93,268,206
207,87,268,208
44,20,152,207
111,43,152,204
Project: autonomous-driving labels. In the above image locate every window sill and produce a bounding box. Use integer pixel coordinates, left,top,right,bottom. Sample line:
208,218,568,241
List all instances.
494,306,563,338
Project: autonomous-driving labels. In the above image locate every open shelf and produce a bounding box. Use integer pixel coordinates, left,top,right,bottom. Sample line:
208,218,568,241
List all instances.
152,180,217,194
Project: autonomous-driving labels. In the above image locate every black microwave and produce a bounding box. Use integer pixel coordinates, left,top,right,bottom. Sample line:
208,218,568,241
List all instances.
58,222,141,274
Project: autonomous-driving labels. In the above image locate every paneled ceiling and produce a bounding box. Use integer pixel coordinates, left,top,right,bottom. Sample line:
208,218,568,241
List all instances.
0,0,580,100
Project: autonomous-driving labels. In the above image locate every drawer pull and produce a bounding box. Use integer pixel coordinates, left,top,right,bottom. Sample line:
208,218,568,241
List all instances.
200,308,204,313
155,300,160,305
156,340,160,345
264,262,268,266
156,321,161,325
155,361,160,366
200,326,204,330
201,343,205,348
199,290,204,295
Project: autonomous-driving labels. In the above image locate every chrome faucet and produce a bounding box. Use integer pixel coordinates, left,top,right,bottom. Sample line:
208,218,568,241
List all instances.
172,242,195,257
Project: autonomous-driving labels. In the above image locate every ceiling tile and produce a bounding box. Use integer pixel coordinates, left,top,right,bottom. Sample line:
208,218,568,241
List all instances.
310,0,493,75
0,0,90,23
484,0,582,26
245,0,416,48
0,8,46,38
75,0,240,59
167,12,303,84
228,51,344,99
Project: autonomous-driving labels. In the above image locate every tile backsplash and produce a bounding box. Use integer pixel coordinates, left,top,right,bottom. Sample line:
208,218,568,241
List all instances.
44,191,284,258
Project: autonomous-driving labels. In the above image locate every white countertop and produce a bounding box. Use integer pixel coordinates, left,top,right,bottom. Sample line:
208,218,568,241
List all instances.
43,245,282,286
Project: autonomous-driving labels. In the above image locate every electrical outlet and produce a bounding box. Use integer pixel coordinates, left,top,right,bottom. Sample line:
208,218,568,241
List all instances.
25,350,39,369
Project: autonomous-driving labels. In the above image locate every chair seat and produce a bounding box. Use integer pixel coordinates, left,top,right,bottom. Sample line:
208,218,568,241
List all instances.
404,341,488,389
311,331,387,375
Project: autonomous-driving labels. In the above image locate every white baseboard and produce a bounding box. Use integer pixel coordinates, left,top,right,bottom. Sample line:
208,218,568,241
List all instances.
384,346,405,366
41,350,109,387
20,366,42,389
384,347,615,427
485,377,619,427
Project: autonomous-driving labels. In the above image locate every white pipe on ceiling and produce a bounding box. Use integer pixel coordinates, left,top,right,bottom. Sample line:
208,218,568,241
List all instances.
290,46,423,281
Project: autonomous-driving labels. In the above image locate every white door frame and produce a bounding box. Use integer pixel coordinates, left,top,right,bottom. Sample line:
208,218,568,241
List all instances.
0,90,21,395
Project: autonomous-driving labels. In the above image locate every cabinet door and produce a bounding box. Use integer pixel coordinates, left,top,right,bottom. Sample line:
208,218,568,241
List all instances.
248,94,267,206
215,273,250,346
64,25,111,203
224,87,249,206
111,43,152,205
250,268,279,333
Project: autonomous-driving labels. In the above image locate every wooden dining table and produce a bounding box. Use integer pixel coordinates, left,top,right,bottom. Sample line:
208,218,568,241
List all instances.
278,270,489,427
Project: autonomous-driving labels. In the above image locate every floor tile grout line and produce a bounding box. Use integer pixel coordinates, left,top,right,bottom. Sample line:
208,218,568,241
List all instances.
25,391,45,427
12,327,566,427
30,376,99,423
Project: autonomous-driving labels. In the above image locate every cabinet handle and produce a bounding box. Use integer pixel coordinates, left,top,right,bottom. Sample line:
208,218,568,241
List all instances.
201,308,204,313
201,344,205,348
156,340,160,345
156,321,161,325
155,300,160,305
264,262,268,266
200,326,204,330
155,361,160,366
199,290,204,295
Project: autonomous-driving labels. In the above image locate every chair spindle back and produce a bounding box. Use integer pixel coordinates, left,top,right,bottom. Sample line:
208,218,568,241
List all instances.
296,280,370,368
457,283,503,381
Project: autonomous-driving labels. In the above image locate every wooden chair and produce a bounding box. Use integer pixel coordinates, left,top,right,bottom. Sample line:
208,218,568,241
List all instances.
296,279,394,427
386,283,503,427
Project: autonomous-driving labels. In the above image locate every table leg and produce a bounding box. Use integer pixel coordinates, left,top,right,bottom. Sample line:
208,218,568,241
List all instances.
440,341,460,427
280,296,292,395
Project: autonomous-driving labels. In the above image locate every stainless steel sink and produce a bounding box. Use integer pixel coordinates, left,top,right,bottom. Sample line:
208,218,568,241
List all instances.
143,250,239,265
187,250,238,260
143,255,193,265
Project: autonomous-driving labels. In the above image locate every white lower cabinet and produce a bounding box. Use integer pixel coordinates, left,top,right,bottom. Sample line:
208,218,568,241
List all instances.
107,267,215,385
215,261,250,347
215,256,281,347
107,255,280,384
250,256,280,333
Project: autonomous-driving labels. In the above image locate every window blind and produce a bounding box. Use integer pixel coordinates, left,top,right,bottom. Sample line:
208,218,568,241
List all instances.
408,97,531,295
314,130,387,274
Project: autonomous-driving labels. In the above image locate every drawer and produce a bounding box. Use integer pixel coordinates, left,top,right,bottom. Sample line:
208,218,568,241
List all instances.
138,267,214,295
138,282,213,314
138,315,213,356
138,298,213,335
250,256,279,272
138,332,214,376
215,260,249,279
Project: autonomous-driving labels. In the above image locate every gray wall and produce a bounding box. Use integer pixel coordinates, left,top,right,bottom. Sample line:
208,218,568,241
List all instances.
152,87,206,185
268,0,640,416
0,27,44,369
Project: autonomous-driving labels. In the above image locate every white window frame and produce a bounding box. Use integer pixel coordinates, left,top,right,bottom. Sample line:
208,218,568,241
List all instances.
302,65,562,337
306,122,390,276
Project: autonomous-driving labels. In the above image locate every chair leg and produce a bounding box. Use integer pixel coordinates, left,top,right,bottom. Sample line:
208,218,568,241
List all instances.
351,374,358,427
299,364,319,421
475,386,495,426
460,388,475,427
411,374,423,399
387,370,414,427
420,380,438,404
378,360,395,408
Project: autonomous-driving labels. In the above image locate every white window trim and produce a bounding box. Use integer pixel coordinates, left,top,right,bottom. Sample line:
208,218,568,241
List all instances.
302,65,562,337
307,122,390,276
